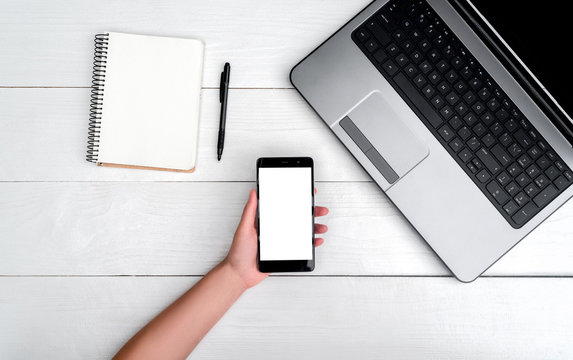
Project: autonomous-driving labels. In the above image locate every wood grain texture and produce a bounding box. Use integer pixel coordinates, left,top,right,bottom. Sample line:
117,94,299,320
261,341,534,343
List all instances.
0,88,368,181
2,0,573,357
2,181,573,276
1,277,572,360
0,0,370,88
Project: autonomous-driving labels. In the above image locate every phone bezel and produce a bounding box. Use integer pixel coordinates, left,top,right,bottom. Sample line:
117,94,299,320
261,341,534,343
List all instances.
256,157,315,273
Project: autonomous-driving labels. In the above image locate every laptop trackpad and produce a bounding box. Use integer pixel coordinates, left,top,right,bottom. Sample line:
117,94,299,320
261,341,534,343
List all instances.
345,92,428,182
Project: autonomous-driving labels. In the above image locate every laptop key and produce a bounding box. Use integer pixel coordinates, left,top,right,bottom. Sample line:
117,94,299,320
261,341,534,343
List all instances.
458,126,471,140
448,117,462,130
477,147,501,174
505,119,518,132
536,155,550,169
440,105,454,119
514,130,532,148
507,163,520,176
458,148,472,162
481,112,495,126
422,84,436,98
437,81,450,95
482,133,496,148
478,87,491,100
533,184,557,207
374,49,388,63
516,172,529,187
468,162,478,173
496,108,509,121
367,20,392,46
431,95,444,108
387,43,400,55
535,174,549,188
402,40,414,53
466,136,480,151
525,164,540,178
445,91,460,105
523,183,538,197
382,60,399,75
365,39,380,52
490,122,504,136
469,77,482,90
544,165,559,180
497,171,510,186
517,154,531,168
395,53,409,67
378,10,397,31
428,70,441,84
505,182,519,196
487,180,509,205
499,132,512,147
491,144,511,165
463,91,477,104
473,123,487,137
420,60,433,74
512,202,537,225
508,143,522,157
503,200,519,216
527,145,541,159
449,138,464,152
356,28,370,42
513,192,528,206
438,125,455,141
476,169,490,183
393,29,407,42
413,74,426,88
554,176,568,190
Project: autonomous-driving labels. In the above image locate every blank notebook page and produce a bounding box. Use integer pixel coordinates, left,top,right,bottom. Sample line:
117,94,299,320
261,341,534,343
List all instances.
97,32,204,170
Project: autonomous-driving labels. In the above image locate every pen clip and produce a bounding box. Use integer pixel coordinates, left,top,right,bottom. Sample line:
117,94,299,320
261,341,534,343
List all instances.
219,72,225,103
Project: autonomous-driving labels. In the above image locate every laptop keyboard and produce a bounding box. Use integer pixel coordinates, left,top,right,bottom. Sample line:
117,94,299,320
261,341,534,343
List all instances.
352,0,572,228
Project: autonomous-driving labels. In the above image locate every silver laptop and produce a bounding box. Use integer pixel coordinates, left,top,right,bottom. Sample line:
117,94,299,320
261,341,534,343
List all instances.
291,0,573,282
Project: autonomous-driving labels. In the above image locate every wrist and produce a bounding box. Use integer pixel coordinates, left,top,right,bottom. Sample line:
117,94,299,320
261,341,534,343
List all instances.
219,260,249,293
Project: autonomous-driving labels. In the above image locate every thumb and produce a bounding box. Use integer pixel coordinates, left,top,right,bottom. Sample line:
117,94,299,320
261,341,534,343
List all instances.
238,189,257,230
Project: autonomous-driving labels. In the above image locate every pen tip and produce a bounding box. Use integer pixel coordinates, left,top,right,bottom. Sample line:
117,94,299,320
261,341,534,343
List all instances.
218,155,221,161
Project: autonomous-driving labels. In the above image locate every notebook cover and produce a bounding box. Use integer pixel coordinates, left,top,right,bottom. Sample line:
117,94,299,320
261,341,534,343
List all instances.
87,32,204,172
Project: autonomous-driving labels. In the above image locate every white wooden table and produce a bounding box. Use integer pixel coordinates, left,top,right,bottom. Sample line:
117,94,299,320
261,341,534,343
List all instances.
1,1,572,358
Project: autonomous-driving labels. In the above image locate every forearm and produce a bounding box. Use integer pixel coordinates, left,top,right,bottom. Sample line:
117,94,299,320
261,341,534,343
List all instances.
113,261,247,360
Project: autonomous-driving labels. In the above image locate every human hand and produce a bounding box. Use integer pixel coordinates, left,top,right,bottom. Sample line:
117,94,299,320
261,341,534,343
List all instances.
223,188,329,289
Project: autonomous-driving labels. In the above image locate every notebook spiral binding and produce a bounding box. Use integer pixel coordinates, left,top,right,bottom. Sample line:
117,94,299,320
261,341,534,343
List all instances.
87,33,109,163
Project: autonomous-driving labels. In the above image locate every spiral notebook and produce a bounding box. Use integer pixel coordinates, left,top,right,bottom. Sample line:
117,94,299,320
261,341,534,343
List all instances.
87,32,204,172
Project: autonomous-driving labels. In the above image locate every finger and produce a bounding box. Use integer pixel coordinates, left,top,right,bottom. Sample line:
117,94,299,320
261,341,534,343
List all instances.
314,223,328,234
238,189,257,230
314,206,329,217
314,238,325,247
315,187,317,195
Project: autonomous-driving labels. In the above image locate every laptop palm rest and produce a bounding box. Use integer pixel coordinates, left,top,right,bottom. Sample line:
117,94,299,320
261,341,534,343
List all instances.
340,92,429,184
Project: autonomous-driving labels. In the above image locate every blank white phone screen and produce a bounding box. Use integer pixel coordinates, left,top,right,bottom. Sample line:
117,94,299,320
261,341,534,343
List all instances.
259,167,313,261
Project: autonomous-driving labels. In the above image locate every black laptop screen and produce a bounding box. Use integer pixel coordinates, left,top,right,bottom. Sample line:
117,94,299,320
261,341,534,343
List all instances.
469,0,572,118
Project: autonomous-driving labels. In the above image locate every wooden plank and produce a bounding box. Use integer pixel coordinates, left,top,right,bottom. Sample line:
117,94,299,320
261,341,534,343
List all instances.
1,277,572,359
2,182,573,276
0,88,367,181
0,0,369,88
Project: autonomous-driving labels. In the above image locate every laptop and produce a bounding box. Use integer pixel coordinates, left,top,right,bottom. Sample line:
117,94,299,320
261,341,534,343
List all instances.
290,0,573,282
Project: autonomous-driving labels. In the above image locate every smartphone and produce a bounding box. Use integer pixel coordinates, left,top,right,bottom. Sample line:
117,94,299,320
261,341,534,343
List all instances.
256,157,315,272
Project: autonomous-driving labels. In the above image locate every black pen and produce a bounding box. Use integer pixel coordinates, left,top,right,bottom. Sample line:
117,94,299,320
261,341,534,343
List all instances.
217,63,231,161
